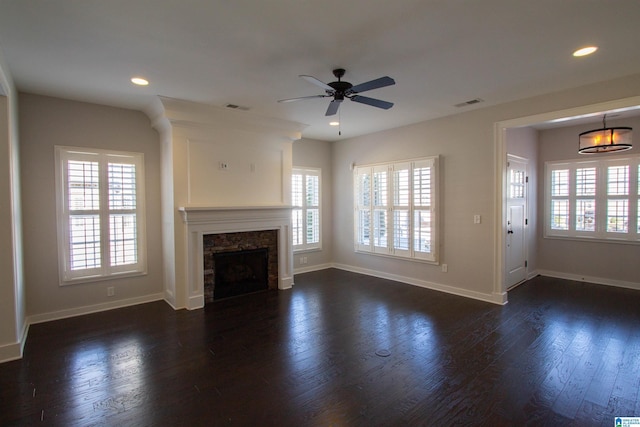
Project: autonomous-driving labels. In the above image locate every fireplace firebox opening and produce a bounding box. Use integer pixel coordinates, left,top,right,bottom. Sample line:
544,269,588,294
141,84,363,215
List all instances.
212,248,269,300
203,229,279,303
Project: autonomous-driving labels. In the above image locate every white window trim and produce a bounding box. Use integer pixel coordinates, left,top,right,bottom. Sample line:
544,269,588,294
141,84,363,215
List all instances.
292,167,322,252
354,156,439,263
55,146,147,285
544,155,639,244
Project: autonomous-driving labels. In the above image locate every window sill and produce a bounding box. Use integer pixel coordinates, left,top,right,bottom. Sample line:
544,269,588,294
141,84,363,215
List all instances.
60,270,147,286
293,247,322,254
543,234,640,246
354,249,438,265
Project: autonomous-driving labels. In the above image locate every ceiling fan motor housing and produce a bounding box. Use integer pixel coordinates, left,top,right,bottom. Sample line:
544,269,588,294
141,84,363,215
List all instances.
328,81,353,100
329,68,352,100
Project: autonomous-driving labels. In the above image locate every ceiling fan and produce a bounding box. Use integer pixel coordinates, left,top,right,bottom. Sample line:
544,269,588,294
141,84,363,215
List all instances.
278,68,395,116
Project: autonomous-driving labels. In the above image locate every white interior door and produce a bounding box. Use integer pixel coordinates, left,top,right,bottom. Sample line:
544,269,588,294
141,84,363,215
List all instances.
506,155,528,288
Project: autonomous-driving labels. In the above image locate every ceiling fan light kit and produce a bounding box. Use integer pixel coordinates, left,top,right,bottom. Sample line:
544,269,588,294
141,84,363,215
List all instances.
278,68,395,117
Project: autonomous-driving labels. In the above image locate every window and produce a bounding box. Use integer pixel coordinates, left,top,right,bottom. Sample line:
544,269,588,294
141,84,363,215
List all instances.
545,155,640,243
292,168,321,251
55,146,147,284
354,156,439,262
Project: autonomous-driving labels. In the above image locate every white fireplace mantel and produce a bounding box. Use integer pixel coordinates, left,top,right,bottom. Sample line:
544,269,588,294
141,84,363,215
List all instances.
179,205,294,309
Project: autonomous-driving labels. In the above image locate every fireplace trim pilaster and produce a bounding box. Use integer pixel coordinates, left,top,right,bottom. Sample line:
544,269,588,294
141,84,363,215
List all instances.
179,206,294,309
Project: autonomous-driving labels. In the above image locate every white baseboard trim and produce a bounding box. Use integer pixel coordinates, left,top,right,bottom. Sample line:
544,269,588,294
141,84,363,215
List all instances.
331,263,507,305
538,270,640,291
28,293,165,325
163,293,179,310
293,263,334,276
0,342,22,363
0,321,29,364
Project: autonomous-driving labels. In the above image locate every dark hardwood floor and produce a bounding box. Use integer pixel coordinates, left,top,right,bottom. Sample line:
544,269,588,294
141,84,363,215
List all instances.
2,269,640,426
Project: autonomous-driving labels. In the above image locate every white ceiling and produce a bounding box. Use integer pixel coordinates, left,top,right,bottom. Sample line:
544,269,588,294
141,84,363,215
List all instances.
1,0,639,141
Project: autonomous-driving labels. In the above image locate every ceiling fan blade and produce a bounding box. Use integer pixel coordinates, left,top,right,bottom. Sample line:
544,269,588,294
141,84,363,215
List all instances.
349,76,395,94
300,75,334,92
278,94,329,103
350,95,394,110
325,100,342,116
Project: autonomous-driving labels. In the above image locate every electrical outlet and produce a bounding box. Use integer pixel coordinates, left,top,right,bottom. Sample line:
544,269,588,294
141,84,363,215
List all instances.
441,264,448,273
107,287,115,297
219,161,229,171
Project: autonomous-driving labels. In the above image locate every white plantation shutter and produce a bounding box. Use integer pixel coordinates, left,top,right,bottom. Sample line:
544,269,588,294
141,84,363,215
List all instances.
545,156,640,242
607,165,629,233
67,159,101,272
306,173,320,245
354,156,439,263
56,147,146,284
109,162,138,266
292,168,321,251
549,167,570,231
413,158,436,261
372,165,389,252
392,163,410,256
354,169,371,251
575,167,596,232
292,173,304,246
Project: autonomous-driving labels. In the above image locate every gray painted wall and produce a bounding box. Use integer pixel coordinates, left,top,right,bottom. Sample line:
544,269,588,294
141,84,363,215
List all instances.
292,137,334,271
19,94,164,318
0,47,26,361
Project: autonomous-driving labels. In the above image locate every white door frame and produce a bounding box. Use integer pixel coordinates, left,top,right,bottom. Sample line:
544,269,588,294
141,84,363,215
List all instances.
493,96,640,299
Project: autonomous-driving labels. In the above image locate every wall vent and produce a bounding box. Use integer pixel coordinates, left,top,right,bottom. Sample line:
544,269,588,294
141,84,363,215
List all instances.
225,103,250,111
454,98,484,108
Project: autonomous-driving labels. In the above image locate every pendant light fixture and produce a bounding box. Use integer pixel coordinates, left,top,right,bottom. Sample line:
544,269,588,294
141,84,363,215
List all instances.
578,114,632,154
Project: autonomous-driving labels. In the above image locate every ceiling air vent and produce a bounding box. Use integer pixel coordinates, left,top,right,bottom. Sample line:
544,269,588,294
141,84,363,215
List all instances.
225,103,250,111
454,98,484,108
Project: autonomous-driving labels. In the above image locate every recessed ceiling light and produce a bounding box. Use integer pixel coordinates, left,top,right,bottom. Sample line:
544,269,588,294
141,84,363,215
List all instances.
131,77,149,86
329,121,340,126
573,46,598,57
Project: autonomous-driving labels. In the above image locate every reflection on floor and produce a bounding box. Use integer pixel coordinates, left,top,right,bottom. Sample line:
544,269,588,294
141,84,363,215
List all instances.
1,269,639,425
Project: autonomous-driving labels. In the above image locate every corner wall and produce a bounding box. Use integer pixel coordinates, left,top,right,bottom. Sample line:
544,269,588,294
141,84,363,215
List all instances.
292,137,334,273
19,94,164,321
0,45,26,362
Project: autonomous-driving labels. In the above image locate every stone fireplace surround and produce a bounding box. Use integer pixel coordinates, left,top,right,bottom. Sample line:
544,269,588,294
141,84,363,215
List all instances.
179,206,294,309
204,230,277,302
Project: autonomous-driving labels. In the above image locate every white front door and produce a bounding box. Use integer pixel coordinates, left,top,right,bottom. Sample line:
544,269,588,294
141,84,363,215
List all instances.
506,155,528,288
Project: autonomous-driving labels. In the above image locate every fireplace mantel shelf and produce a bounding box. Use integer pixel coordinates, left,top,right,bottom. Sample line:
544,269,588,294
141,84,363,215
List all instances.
179,205,293,212
179,205,293,226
